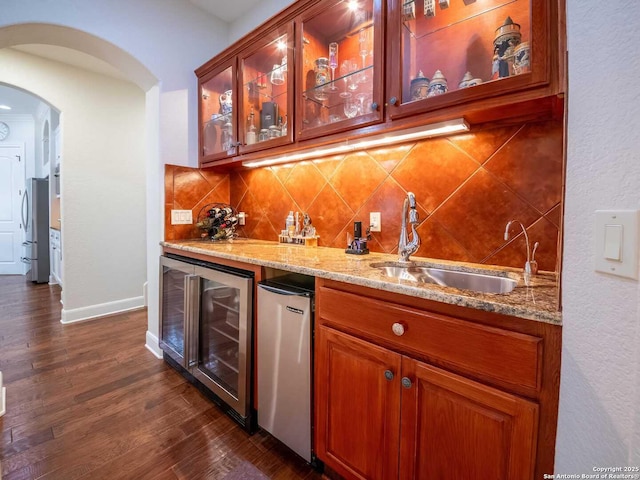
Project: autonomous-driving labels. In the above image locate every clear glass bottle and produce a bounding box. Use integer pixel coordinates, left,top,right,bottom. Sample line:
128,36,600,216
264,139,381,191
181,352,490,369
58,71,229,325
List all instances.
246,106,256,145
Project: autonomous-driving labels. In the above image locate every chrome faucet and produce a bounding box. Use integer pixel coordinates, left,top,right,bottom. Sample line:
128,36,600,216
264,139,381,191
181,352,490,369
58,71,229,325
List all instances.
504,220,538,275
398,192,420,263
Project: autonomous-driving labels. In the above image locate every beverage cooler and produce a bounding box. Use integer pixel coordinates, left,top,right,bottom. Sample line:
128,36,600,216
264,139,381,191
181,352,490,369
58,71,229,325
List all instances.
159,254,254,430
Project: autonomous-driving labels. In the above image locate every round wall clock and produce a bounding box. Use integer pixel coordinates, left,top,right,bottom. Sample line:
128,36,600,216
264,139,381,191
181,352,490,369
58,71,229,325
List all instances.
0,122,9,141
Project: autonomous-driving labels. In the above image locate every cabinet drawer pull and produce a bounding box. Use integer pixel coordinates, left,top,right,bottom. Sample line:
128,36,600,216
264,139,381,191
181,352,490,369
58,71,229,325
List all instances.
389,96,397,105
401,377,412,389
371,101,379,111
384,370,394,381
392,322,405,336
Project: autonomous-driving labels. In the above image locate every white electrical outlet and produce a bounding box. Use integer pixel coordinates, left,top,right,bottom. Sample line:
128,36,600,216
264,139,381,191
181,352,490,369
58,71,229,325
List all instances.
238,212,246,226
370,212,381,232
171,209,193,225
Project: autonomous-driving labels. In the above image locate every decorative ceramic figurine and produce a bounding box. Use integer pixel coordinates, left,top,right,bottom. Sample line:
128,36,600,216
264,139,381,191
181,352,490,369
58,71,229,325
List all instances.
402,0,415,21
424,0,435,17
219,89,233,116
458,71,483,89
410,70,430,100
513,41,531,74
492,16,522,78
427,70,448,97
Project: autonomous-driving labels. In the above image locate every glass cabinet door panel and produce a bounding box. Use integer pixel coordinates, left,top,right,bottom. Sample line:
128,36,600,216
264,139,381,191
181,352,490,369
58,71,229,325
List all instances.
199,279,241,398
297,0,384,140
391,0,534,116
161,266,187,358
239,25,293,154
200,62,237,161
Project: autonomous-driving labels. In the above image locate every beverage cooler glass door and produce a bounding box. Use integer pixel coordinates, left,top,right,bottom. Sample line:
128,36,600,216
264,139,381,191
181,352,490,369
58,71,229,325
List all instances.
192,265,253,418
159,257,198,368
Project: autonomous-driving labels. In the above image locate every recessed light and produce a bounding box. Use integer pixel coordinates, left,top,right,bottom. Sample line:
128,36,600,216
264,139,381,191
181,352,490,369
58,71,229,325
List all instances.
0,105,11,110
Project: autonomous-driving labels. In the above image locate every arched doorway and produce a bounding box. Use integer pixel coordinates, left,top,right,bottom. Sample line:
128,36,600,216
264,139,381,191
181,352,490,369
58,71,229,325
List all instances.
0,24,160,326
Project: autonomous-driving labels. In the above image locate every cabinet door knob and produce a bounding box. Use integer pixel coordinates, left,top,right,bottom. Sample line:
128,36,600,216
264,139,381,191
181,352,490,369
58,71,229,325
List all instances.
402,377,412,389
389,96,397,105
371,101,379,111
392,322,405,336
384,370,394,381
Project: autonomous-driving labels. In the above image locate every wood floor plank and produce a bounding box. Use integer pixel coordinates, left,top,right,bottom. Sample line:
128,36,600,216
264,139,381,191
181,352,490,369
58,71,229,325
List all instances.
0,275,322,480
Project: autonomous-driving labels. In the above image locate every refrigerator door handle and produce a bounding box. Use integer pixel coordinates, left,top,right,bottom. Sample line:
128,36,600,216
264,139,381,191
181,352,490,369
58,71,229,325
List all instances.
21,189,29,231
185,275,200,369
257,283,310,296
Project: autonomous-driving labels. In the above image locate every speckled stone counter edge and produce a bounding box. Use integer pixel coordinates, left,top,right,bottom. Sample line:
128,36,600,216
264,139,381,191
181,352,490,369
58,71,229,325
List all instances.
161,239,562,326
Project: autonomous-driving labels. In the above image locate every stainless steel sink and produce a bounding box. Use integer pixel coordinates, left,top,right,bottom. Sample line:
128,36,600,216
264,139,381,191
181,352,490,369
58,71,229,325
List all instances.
371,263,518,294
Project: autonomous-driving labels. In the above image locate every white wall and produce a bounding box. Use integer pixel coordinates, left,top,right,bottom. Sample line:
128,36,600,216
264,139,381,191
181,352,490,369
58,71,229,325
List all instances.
0,48,148,320
557,0,640,472
0,1,230,353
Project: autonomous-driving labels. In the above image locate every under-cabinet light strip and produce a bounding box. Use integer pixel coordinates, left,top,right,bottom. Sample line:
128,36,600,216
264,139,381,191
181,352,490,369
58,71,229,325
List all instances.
241,118,469,168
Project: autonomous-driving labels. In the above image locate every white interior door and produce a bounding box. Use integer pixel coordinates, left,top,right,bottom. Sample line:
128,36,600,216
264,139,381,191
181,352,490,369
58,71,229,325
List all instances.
0,145,26,275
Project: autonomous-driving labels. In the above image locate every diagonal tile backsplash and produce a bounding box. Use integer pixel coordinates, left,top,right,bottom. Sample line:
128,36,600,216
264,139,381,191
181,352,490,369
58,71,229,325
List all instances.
166,119,564,272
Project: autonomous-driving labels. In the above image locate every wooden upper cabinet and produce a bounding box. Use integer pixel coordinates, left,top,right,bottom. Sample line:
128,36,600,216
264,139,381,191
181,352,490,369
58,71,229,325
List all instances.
238,24,294,155
196,0,564,166
386,0,561,121
295,0,385,141
199,59,238,163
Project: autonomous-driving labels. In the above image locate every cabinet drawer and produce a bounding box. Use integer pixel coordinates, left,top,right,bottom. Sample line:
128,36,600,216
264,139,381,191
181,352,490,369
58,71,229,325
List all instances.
318,286,542,392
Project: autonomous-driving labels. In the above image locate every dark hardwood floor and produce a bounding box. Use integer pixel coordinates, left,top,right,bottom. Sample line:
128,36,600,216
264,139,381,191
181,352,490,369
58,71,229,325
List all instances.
0,275,322,480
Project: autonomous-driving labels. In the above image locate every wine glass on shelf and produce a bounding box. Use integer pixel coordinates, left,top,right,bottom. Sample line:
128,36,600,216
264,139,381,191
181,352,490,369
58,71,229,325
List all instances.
358,28,370,82
355,92,369,116
343,98,359,118
329,42,339,91
347,60,359,93
339,61,351,98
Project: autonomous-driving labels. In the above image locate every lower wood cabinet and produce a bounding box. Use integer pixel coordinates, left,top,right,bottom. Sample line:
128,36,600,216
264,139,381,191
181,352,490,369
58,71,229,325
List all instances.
399,357,538,480
314,279,560,480
315,326,401,480
316,326,538,480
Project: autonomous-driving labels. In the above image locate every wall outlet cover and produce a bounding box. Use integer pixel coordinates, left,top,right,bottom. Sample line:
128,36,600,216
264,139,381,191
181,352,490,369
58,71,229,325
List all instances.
370,212,381,232
171,209,193,225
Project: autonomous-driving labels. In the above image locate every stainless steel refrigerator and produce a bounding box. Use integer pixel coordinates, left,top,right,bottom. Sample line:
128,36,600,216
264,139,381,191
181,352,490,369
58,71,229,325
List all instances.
257,276,314,463
21,178,50,283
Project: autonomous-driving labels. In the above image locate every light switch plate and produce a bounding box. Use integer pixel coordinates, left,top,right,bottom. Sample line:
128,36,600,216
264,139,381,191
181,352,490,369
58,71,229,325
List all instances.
370,212,381,232
171,209,193,225
595,210,639,279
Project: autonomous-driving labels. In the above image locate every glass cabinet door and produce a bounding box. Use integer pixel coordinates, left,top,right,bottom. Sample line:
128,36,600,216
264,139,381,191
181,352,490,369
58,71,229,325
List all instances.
199,279,242,398
296,0,384,141
199,60,237,163
239,25,293,154
387,0,545,119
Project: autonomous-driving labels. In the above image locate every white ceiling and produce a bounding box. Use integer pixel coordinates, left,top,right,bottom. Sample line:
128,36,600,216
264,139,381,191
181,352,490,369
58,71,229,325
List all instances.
187,0,261,23
0,83,46,115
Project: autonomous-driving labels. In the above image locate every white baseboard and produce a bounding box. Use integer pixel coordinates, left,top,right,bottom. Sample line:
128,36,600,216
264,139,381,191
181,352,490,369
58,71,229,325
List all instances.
60,296,145,324
145,330,163,359
0,370,6,417
143,281,148,307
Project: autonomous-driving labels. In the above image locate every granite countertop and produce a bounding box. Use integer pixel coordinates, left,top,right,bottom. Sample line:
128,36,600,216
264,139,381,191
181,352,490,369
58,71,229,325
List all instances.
161,238,562,326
